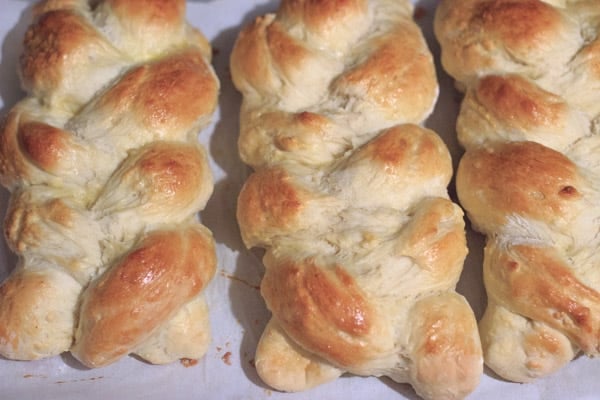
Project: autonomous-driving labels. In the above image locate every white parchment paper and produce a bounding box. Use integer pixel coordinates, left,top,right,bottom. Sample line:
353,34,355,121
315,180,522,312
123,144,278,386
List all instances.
0,1,598,399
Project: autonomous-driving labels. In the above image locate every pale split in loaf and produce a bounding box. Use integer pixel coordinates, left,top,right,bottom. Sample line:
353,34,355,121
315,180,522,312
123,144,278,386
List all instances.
0,0,219,368
231,1,483,399
435,0,600,382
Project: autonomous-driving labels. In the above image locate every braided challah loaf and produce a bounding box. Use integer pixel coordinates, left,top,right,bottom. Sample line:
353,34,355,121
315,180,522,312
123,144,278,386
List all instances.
0,0,219,368
231,1,483,398
435,0,600,382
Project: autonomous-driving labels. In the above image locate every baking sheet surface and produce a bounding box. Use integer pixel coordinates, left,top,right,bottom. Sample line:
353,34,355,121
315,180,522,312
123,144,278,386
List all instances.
0,1,598,399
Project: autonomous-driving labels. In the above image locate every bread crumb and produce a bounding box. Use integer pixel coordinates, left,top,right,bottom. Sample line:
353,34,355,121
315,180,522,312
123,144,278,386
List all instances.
180,358,199,368
222,351,232,366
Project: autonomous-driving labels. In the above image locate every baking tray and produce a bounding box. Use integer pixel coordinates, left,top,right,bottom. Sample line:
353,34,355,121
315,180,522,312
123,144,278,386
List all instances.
0,1,598,399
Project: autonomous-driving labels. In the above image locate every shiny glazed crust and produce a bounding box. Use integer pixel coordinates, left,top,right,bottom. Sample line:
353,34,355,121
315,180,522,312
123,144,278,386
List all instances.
231,1,483,399
435,0,600,382
0,0,219,368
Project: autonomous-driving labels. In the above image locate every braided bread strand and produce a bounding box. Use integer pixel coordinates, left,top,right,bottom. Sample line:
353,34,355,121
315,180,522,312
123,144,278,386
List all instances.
232,1,483,398
435,0,600,382
0,0,219,368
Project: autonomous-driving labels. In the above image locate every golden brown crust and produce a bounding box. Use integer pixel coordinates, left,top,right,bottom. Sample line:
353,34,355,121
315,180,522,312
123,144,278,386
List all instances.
261,258,381,368
0,113,65,189
72,226,216,368
332,22,437,123
97,0,214,59
362,124,452,182
96,50,218,135
455,74,587,151
436,0,600,383
0,0,218,367
232,1,482,397
469,1,560,52
396,197,467,281
277,0,368,36
93,141,214,224
237,124,457,251
479,301,577,382
473,75,564,131
0,52,218,193
409,293,483,400
18,122,71,173
20,9,105,97
254,319,343,392
0,267,81,360
231,0,438,171
434,0,581,87
484,244,600,354
101,0,186,29
457,141,583,232
237,110,348,168
5,196,74,254
237,168,305,248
